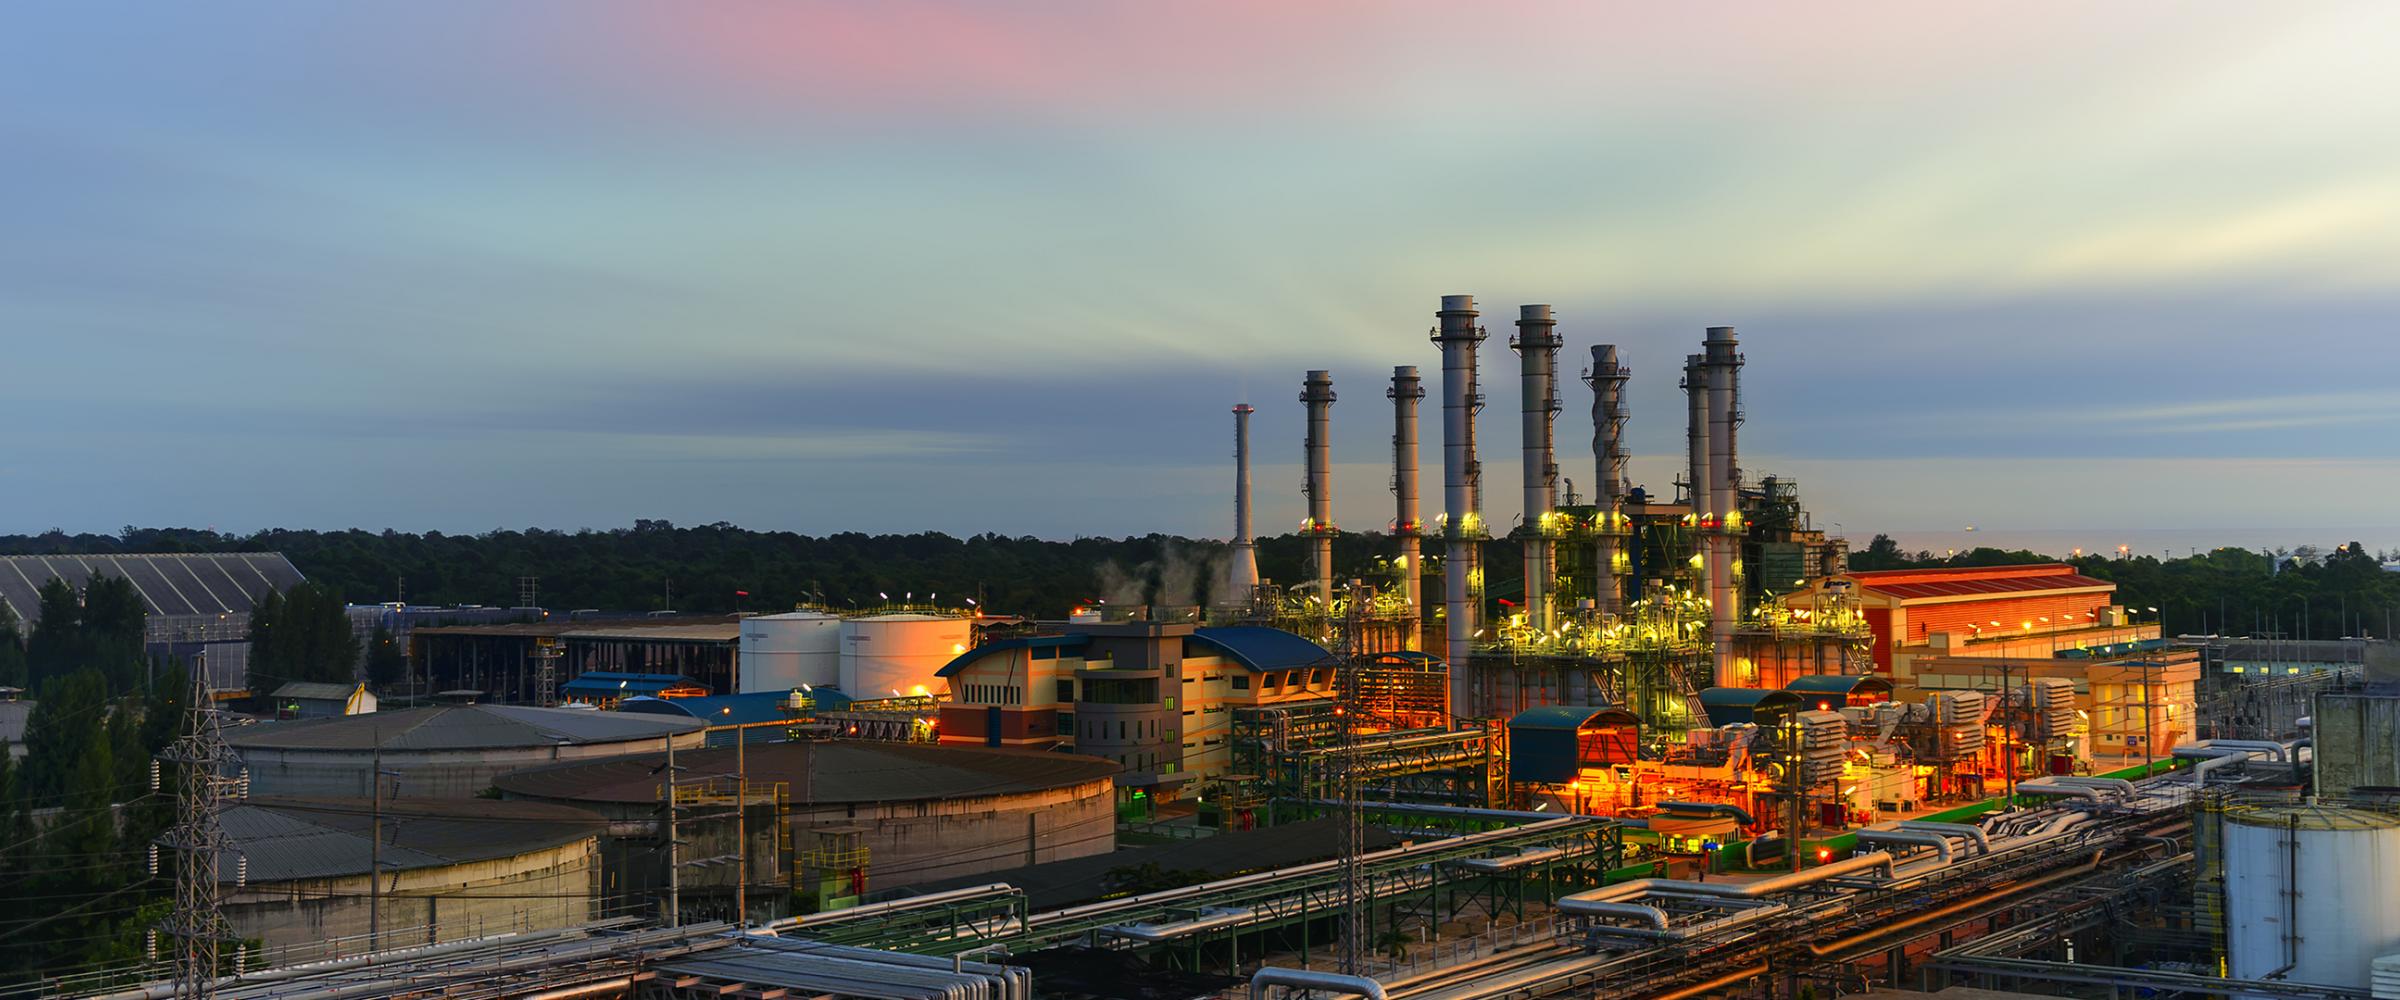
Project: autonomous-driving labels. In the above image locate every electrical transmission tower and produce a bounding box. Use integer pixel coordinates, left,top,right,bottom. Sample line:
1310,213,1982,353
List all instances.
155,671,245,997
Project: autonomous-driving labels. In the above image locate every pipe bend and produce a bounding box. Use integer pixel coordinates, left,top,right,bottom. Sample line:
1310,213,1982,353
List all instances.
1250,968,1386,1000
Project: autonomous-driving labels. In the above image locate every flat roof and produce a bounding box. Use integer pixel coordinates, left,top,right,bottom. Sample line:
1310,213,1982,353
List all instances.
904,817,1397,910
1845,564,2115,602
0,552,303,626
221,796,606,883
561,622,743,642
495,740,1117,805
227,703,702,751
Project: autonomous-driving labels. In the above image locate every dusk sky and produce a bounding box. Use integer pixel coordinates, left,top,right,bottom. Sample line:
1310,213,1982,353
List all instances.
5,2,2397,554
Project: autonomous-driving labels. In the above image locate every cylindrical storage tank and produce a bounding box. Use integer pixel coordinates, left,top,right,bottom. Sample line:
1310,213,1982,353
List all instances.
840,614,974,699
2224,804,2400,991
739,612,842,692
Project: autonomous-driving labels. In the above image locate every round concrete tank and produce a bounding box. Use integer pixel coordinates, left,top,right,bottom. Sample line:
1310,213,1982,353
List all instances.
2224,804,2400,990
840,614,973,699
739,611,842,692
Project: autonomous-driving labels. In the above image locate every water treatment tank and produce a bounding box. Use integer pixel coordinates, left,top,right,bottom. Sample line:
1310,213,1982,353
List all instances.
2224,804,2400,991
738,612,842,692
839,614,972,699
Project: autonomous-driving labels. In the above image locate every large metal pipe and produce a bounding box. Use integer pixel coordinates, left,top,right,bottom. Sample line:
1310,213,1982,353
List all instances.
1250,968,1387,1000
1646,964,1768,1000
1433,295,1486,718
1389,366,1424,650
1513,305,1561,633
1558,851,1897,915
1585,344,1629,617
1227,404,1259,607
1702,326,1742,686
1301,371,1338,606
1856,826,1953,865
1896,820,1992,856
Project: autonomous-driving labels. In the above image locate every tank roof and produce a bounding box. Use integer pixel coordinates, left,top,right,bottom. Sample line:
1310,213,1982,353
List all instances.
220,797,606,883
226,703,702,751
2227,803,2400,831
494,740,1117,805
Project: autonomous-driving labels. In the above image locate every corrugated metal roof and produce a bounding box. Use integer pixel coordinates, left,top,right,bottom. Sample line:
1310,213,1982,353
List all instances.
1507,705,1633,732
561,622,742,642
1782,675,1893,704
494,740,1117,805
219,796,605,883
0,552,304,625
1850,566,2114,602
560,672,697,696
271,682,362,702
936,634,1088,677
620,692,802,727
226,703,701,751
1189,626,1336,672
1697,687,1801,726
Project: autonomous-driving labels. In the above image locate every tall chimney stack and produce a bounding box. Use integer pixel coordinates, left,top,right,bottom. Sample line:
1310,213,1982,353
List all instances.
1683,353,1709,616
1512,305,1561,633
1389,366,1425,651
1301,371,1338,608
1703,326,1743,687
1226,404,1259,606
1433,295,1486,719
1586,344,1629,617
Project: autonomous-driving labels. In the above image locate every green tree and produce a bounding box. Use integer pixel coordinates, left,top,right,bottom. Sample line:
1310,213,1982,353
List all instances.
366,623,406,689
25,577,82,689
0,601,26,689
248,582,360,687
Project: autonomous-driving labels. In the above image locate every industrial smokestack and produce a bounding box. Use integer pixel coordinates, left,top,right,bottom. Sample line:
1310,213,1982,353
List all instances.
1512,305,1561,633
1585,344,1629,617
1682,352,1709,622
1301,370,1338,607
1389,366,1424,651
1703,326,1743,686
1227,403,1259,606
1432,295,1486,719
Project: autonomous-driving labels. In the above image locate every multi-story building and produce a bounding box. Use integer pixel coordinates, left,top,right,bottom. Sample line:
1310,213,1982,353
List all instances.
936,623,1340,804
1786,563,2159,682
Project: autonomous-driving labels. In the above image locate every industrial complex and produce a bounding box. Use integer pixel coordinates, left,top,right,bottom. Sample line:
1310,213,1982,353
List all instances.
56,296,2400,1000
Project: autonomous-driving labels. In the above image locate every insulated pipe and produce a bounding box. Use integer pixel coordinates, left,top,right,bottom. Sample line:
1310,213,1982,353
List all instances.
1805,850,2108,959
1513,305,1561,632
2047,775,2137,795
1558,850,1897,913
1250,968,1387,1000
1585,344,1629,617
2189,749,2259,787
1657,801,1757,827
520,980,634,1000
1389,367,1424,650
1702,326,1742,686
1227,404,1260,607
1433,295,1487,718
1855,827,1953,864
2013,779,2103,802
1896,820,1992,856
2189,739,2291,763
1647,964,1769,1000
1301,371,1338,606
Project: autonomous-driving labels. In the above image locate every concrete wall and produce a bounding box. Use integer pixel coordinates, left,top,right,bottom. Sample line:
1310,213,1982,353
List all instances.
227,839,597,965
538,776,1116,920
2316,692,2400,800
237,732,706,798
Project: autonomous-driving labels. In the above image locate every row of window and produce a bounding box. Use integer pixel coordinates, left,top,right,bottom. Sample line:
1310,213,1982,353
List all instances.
963,682,1023,706
1080,717,1177,743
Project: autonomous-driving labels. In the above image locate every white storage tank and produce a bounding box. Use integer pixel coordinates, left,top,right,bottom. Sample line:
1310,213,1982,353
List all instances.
839,613,972,699
739,612,842,692
2224,804,2400,991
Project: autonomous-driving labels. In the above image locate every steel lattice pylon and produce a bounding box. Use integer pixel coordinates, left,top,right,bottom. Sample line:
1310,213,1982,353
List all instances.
155,673,245,998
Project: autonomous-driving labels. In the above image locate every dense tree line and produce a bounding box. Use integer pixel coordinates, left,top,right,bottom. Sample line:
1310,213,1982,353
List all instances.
1851,534,2400,640
0,524,1420,621
245,582,363,690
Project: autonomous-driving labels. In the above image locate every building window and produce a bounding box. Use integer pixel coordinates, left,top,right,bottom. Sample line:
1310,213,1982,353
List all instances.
1231,675,1250,690
1056,679,1074,702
